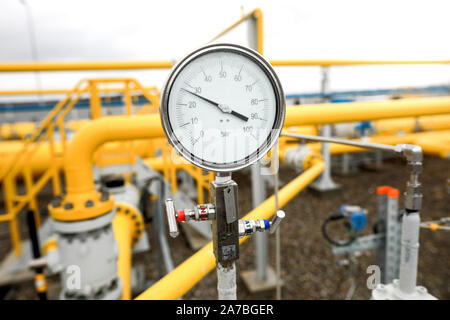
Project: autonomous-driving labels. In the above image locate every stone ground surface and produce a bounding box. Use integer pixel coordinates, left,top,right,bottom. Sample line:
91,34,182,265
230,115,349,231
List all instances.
1,156,448,300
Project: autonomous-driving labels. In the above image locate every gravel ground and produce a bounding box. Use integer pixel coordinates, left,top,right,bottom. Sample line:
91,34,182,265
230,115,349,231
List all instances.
1,155,449,300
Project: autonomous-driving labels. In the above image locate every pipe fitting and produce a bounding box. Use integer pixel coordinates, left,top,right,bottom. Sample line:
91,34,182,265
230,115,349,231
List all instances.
394,144,424,211
49,189,114,222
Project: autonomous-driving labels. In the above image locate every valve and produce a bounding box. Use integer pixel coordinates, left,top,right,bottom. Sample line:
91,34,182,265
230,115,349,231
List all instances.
238,210,285,238
355,121,373,138
165,198,215,238
166,198,285,239
322,205,368,247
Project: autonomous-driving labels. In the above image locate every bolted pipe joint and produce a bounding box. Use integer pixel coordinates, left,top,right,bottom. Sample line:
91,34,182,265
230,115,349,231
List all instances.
395,144,423,163
394,144,424,211
284,145,322,172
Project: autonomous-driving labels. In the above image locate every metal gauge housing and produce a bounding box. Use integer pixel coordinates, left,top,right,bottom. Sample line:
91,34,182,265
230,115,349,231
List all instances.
160,43,285,172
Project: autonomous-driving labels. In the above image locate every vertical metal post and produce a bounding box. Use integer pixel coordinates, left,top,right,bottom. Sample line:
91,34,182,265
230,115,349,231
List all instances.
376,186,401,284
384,189,401,284
26,209,47,300
375,187,387,282
310,67,340,192
399,211,420,294
374,150,383,169
341,153,350,175
251,163,268,281
211,173,239,300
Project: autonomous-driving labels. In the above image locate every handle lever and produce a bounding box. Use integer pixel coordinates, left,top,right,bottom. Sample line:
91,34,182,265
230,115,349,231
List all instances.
165,199,179,238
269,210,285,234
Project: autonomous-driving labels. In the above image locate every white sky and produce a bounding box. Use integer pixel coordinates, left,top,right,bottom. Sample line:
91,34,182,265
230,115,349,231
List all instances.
0,0,449,100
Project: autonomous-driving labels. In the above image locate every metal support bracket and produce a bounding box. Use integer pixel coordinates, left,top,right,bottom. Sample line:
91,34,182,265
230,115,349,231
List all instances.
211,179,239,264
332,233,385,256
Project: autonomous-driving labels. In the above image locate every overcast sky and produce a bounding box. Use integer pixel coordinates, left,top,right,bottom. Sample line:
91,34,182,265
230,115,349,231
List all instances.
0,0,449,101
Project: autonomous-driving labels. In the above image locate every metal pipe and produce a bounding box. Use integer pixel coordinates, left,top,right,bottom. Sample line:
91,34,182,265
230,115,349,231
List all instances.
251,163,268,281
282,132,400,153
63,114,164,197
270,59,450,67
217,263,237,300
0,61,174,72
0,59,448,72
284,97,450,126
399,211,421,295
153,178,174,274
135,160,325,300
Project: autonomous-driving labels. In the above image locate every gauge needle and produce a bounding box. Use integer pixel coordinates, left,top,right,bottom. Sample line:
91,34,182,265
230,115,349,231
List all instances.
181,88,249,122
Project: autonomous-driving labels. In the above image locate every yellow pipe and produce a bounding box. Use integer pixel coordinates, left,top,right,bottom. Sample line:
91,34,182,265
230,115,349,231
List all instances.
0,61,174,72
112,212,133,300
208,8,263,54
1,98,449,177
0,139,157,177
0,86,158,96
270,59,450,67
0,122,36,140
284,97,450,126
48,114,165,222
1,111,448,142
135,159,325,300
373,115,450,135
0,59,448,73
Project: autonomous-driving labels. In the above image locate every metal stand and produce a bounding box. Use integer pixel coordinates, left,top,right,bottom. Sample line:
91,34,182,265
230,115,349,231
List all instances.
310,67,340,192
165,172,284,300
241,163,278,293
310,124,341,192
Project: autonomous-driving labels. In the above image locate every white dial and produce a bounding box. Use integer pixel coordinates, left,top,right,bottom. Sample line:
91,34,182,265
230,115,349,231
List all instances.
160,44,285,172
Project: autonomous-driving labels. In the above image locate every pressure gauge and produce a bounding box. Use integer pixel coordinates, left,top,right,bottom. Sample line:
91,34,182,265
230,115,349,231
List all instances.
160,43,285,172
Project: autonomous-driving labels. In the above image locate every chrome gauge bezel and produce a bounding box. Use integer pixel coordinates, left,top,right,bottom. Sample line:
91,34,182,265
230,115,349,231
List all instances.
160,43,285,172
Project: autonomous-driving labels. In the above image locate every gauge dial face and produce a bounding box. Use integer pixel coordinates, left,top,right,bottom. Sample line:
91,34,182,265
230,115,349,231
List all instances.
160,44,285,172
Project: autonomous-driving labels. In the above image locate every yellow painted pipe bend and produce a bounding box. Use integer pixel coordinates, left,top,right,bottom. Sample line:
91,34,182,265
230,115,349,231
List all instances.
135,160,325,300
63,114,164,196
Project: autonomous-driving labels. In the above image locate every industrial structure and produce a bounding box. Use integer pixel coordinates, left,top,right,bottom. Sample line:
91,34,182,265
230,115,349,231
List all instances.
0,8,448,300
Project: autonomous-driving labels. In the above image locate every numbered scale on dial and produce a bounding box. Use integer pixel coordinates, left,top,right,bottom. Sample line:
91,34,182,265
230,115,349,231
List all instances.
160,43,285,172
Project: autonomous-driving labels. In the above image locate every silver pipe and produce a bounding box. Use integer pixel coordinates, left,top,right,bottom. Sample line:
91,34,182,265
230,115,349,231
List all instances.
281,132,399,153
217,262,237,300
152,179,175,275
251,162,268,281
158,229,175,273
399,211,420,295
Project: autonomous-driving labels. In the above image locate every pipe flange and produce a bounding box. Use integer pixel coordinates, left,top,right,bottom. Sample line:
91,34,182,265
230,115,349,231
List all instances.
49,190,114,222
114,202,145,247
303,151,323,170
